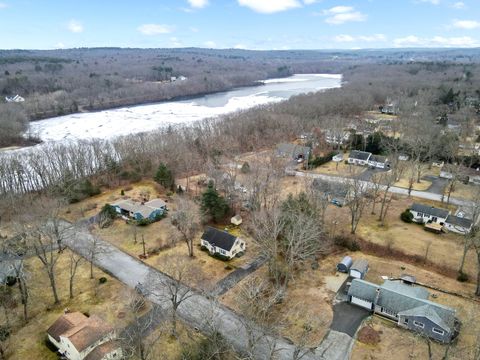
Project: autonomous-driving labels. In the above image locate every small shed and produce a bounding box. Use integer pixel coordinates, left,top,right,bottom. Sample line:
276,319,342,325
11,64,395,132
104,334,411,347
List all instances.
400,274,416,285
350,259,369,279
336,256,353,273
231,215,243,226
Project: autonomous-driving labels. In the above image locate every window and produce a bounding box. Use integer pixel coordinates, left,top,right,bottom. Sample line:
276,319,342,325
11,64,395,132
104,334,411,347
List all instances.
403,318,409,324
413,320,424,328
432,328,444,335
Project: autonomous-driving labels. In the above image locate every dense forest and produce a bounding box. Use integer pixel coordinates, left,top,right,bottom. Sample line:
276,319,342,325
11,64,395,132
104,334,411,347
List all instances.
1,47,480,147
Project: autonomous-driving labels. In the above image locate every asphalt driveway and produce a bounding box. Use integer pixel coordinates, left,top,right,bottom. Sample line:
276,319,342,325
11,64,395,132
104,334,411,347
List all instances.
422,175,448,194
331,302,371,337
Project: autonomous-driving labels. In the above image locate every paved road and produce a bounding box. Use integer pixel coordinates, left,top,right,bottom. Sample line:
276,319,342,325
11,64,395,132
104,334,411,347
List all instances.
293,171,474,208
64,223,349,360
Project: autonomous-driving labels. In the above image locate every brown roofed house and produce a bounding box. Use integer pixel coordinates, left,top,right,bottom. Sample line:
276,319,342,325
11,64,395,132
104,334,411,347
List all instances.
47,311,122,360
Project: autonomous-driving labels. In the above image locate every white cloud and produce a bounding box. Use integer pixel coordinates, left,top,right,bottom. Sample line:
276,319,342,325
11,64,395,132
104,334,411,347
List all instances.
0,2,8,9
238,0,301,14
452,1,465,9
187,0,209,8
170,37,183,47
303,0,321,4
55,42,65,49
334,34,386,43
394,35,479,47
321,6,367,25
234,43,248,49
138,24,173,35
323,6,354,14
452,19,480,29
189,27,199,33
204,40,217,48
417,0,440,4
67,20,83,33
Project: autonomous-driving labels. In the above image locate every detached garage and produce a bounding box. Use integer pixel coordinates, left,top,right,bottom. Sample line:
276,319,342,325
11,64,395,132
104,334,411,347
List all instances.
349,259,369,279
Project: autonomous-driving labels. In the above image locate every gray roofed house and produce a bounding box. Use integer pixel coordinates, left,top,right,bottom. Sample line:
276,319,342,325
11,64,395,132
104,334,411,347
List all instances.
200,227,246,260
368,155,390,169
112,198,167,222
409,203,450,225
0,258,21,284
444,215,473,234
348,150,372,166
348,279,459,343
276,143,311,161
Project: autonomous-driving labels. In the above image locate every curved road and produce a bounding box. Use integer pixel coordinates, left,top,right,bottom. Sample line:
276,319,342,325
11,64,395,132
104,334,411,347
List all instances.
65,223,352,360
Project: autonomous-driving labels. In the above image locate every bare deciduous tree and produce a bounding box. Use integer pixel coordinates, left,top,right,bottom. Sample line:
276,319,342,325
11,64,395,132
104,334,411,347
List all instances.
171,197,200,257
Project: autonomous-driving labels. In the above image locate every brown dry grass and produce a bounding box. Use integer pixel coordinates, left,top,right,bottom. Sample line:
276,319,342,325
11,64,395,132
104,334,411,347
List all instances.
220,257,338,347
62,180,171,222
146,226,259,292
325,196,477,282
445,182,478,200
307,160,366,177
2,250,133,360
393,177,432,191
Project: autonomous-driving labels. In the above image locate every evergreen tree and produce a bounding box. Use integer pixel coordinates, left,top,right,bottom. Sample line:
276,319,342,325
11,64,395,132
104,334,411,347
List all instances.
154,163,175,190
201,181,229,223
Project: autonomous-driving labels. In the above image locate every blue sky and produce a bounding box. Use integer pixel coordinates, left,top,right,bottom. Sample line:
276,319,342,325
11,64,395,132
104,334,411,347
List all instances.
0,0,479,50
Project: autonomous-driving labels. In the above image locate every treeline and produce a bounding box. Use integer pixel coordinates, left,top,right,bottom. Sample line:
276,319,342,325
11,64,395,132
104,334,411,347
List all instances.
0,60,479,197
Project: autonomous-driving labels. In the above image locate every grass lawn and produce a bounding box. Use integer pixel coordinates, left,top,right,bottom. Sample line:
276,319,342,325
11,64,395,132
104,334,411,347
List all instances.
62,180,172,222
393,177,432,191
325,196,477,283
307,160,366,177
2,249,134,360
145,226,260,292
444,182,479,200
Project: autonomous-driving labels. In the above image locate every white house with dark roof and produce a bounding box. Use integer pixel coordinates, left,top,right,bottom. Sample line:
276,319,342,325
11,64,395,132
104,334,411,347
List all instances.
200,227,246,260
409,203,450,225
348,279,460,343
348,150,372,166
444,215,473,234
47,311,122,360
368,155,390,169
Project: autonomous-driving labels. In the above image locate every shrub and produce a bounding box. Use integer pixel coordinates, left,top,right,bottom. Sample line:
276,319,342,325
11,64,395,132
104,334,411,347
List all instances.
457,271,469,282
308,151,335,169
241,162,250,173
400,209,414,223
98,277,107,284
334,235,360,251
120,189,125,196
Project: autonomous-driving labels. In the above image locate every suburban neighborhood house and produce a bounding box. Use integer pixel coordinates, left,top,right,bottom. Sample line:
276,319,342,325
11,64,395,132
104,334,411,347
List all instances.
312,178,351,207
409,203,473,234
349,258,369,279
200,227,246,260
112,198,167,221
348,279,460,343
348,150,372,166
0,257,21,285
368,155,390,169
276,143,311,162
47,311,122,360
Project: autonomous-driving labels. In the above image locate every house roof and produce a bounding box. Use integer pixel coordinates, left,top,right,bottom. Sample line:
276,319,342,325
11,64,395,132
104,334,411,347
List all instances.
276,143,310,159
369,155,388,163
349,150,372,161
410,203,450,219
445,215,473,229
351,259,369,273
112,198,165,218
0,259,20,283
48,312,114,353
348,279,456,331
398,305,451,331
84,340,121,360
47,312,89,342
381,280,429,300
201,227,237,251
63,315,114,353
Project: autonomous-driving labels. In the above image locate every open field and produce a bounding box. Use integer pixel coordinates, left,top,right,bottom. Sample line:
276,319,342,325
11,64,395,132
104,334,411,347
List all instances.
307,160,366,177
324,195,477,283
445,181,479,201
2,250,135,360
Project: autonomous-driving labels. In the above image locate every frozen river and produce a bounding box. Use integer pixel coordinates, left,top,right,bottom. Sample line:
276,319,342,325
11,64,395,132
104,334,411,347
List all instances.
30,74,342,142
